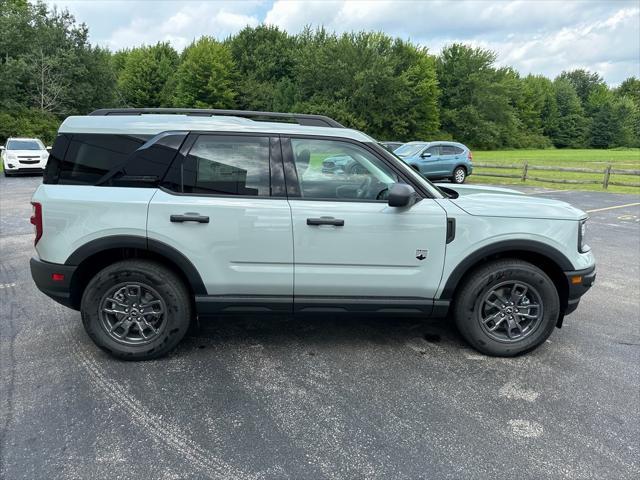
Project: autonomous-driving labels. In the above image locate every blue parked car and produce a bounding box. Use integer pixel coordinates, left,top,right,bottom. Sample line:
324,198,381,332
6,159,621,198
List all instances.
394,141,473,183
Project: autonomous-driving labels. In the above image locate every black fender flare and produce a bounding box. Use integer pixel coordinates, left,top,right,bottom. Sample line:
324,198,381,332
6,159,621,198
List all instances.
440,239,573,300
64,235,207,295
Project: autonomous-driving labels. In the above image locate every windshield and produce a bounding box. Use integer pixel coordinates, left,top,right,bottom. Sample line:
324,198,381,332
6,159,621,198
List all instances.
394,143,427,157
6,139,44,150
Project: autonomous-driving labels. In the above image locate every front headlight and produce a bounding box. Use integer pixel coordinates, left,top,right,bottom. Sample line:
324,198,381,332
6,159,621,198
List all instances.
578,219,590,253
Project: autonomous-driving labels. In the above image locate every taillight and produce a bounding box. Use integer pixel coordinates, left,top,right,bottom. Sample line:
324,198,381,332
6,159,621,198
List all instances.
30,202,42,245
468,151,473,161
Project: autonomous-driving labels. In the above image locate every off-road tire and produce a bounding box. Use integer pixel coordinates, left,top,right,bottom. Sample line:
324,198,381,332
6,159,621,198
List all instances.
453,259,560,356
81,260,192,360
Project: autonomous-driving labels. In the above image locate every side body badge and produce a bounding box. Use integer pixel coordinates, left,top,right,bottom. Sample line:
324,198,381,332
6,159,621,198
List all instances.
416,249,428,261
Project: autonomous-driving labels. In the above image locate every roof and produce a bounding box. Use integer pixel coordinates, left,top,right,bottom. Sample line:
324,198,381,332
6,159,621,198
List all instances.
403,140,467,147
58,115,375,143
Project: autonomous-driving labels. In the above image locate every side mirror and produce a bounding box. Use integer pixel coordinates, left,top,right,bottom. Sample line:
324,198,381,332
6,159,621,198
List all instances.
0,146,4,151
388,183,417,208
421,151,431,158
46,146,52,151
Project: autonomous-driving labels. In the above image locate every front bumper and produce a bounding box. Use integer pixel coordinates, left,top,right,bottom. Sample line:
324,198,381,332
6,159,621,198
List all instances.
563,265,596,315
30,257,77,309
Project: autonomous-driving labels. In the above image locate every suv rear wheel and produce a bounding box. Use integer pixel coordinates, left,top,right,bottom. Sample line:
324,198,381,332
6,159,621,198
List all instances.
81,260,192,360
453,259,559,356
451,166,466,184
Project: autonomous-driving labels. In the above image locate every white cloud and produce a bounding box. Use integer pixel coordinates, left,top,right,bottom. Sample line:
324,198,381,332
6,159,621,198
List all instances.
45,0,640,84
102,2,261,51
263,0,640,85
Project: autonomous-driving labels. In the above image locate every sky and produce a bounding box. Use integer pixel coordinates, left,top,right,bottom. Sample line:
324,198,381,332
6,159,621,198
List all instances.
43,0,640,85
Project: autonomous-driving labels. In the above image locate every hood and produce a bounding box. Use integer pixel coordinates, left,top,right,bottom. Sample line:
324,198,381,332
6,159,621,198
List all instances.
443,184,524,197
4,149,48,157
445,185,586,220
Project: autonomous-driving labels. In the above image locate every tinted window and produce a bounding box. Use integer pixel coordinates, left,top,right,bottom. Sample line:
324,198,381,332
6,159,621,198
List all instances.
43,134,70,184
7,139,44,150
181,135,270,196
290,138,398,201
440,145,458,155
59,134,149,185
104,133,186,188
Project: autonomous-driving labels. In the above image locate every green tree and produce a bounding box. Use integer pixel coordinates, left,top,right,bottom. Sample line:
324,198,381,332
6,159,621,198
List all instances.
551,79,588,148
291,29,439,140
0,0,117,115
117,42,179,107
173,37,237,108
228,25,297,111
616,77,640,106
437,44,525,149
557,69,606,106
518,75,558,146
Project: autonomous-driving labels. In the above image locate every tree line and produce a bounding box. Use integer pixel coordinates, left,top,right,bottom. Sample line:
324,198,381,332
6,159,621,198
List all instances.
1,0,639,149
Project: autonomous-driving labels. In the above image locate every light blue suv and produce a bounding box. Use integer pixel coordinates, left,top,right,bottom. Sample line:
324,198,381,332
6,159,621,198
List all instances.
30,108,594,360
394,141,473,183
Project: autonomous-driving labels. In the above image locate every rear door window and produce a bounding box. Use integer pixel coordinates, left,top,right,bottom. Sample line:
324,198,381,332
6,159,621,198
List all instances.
180,135,271,196
440,145,458,156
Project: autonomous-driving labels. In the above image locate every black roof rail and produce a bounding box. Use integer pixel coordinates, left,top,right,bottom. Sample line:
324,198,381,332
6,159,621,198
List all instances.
88,108,344,128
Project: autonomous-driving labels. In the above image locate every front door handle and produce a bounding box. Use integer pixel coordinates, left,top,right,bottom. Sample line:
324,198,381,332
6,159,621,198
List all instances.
170,213,210,223
307,216,344,227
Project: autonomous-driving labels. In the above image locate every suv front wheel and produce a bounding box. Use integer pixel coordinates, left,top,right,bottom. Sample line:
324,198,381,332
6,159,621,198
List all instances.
453,259,560,356
81,260,192,360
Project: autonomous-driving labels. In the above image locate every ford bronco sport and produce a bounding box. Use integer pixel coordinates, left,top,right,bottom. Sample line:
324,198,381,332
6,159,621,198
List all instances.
30,108,595,360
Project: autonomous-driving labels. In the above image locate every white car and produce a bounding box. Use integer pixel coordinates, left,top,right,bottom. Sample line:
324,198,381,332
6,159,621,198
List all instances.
1,137,50,176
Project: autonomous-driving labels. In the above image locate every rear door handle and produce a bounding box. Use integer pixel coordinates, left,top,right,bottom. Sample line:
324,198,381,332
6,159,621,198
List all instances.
170,213,210,223
307,216,344,227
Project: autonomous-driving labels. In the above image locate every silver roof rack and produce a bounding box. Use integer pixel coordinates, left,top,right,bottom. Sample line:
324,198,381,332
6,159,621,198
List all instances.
88,108,344,128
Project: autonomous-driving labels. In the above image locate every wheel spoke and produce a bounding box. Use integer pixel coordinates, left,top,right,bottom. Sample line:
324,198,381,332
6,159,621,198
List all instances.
138,318,158,336
505,316,523,339
493,291,510,305
110,318,133,337
140,299,164,316
487,317,506,331
510,283,528,303
126,284,142,303
485,299,502,310
103,298,128,316
482,311,501,325
517,304,539,310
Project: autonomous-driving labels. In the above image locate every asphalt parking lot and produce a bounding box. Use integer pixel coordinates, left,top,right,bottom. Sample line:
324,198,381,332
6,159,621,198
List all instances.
1,175,639,480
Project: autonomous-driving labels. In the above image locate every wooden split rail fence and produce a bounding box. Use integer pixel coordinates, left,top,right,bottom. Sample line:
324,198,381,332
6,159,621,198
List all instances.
473,162,640,189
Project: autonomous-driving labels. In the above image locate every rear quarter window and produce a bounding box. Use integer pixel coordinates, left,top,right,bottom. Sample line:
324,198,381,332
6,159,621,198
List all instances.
57,134,150,185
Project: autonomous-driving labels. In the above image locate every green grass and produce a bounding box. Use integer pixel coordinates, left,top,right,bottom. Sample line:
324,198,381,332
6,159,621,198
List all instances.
468,148,640,194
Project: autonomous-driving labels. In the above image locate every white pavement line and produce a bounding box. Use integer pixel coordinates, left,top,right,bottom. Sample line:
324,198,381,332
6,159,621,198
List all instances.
527,189,571,195
586,202,640,213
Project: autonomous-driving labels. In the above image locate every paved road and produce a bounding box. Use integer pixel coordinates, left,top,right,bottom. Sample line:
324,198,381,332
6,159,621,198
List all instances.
1,176,639,479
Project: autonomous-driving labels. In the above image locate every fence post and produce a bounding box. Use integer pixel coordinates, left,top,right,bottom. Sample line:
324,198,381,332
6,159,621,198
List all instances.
521,160,528,182
603,164,611,190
